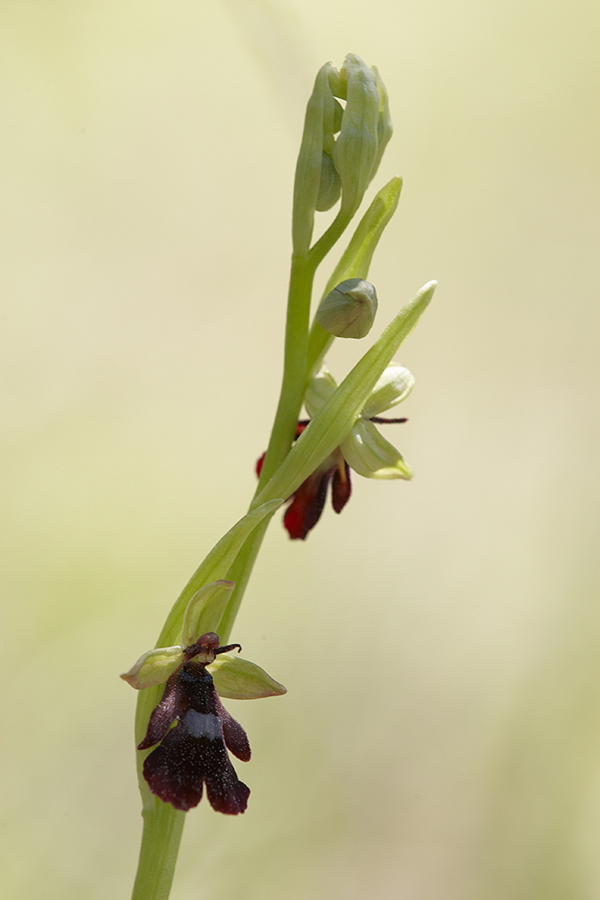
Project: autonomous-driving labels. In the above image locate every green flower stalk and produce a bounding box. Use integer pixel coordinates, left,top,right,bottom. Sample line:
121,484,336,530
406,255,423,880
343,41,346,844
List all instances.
127,52,436,900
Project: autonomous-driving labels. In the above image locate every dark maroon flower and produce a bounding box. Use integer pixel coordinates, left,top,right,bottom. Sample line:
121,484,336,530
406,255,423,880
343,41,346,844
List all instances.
138,632,251,814
256,413,409,540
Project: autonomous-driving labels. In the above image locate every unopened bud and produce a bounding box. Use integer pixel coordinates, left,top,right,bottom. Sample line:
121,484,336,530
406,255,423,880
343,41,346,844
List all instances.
332,54,392,219
316,278,378,339
316,152,342,211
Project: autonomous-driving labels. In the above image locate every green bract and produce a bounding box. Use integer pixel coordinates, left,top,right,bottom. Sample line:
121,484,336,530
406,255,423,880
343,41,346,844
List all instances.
292,62,338,256
180,580,235,648
332,54,392,219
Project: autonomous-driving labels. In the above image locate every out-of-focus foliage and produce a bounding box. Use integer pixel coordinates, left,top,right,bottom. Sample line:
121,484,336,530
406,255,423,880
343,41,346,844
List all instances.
2,1,600,899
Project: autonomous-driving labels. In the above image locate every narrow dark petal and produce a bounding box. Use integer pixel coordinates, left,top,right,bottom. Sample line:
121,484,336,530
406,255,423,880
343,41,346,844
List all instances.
215,695,251,762
255,452,266,477
283,468,332,540
137,673,181,750
368,416,408,424
331,460,352,514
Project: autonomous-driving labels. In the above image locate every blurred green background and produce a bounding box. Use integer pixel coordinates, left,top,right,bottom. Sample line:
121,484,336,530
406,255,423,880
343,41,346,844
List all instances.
2,1,599,898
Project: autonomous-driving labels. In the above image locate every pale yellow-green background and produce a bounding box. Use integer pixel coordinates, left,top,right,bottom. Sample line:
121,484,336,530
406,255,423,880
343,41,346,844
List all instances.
2,1,599,898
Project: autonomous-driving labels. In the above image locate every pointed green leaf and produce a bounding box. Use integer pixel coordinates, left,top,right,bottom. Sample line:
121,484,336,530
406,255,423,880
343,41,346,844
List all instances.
155,498,282,649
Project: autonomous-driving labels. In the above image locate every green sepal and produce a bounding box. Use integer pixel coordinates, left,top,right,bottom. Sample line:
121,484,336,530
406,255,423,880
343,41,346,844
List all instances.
341,419,413,479
210,655,287,700
121,646,184,690
253,281,436,508
304,364,337,416
180,580,235,648
362,363,414,417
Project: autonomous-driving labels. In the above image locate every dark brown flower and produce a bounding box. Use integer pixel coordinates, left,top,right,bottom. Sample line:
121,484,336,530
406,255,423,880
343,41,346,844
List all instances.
138,633,251,814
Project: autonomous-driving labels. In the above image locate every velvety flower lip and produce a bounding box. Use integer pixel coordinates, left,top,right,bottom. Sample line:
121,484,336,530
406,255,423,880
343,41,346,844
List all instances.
256,362,414,540
137,632,251,814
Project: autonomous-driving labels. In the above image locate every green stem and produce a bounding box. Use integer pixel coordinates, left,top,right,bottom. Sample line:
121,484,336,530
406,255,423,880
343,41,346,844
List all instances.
131,247,319,900
219,518,269,643
131,803,185,900
257,253,314,487
307,209,351,274
222,213,352,642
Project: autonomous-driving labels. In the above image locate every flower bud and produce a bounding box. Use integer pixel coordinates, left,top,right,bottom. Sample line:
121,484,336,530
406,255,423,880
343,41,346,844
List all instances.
332,54,392,219
316,278,378,339
292,55,392,255
316,152,342,211
292,63,339,255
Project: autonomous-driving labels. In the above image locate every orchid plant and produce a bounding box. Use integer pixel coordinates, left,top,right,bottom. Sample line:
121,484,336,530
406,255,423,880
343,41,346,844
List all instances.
124,52,436,900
